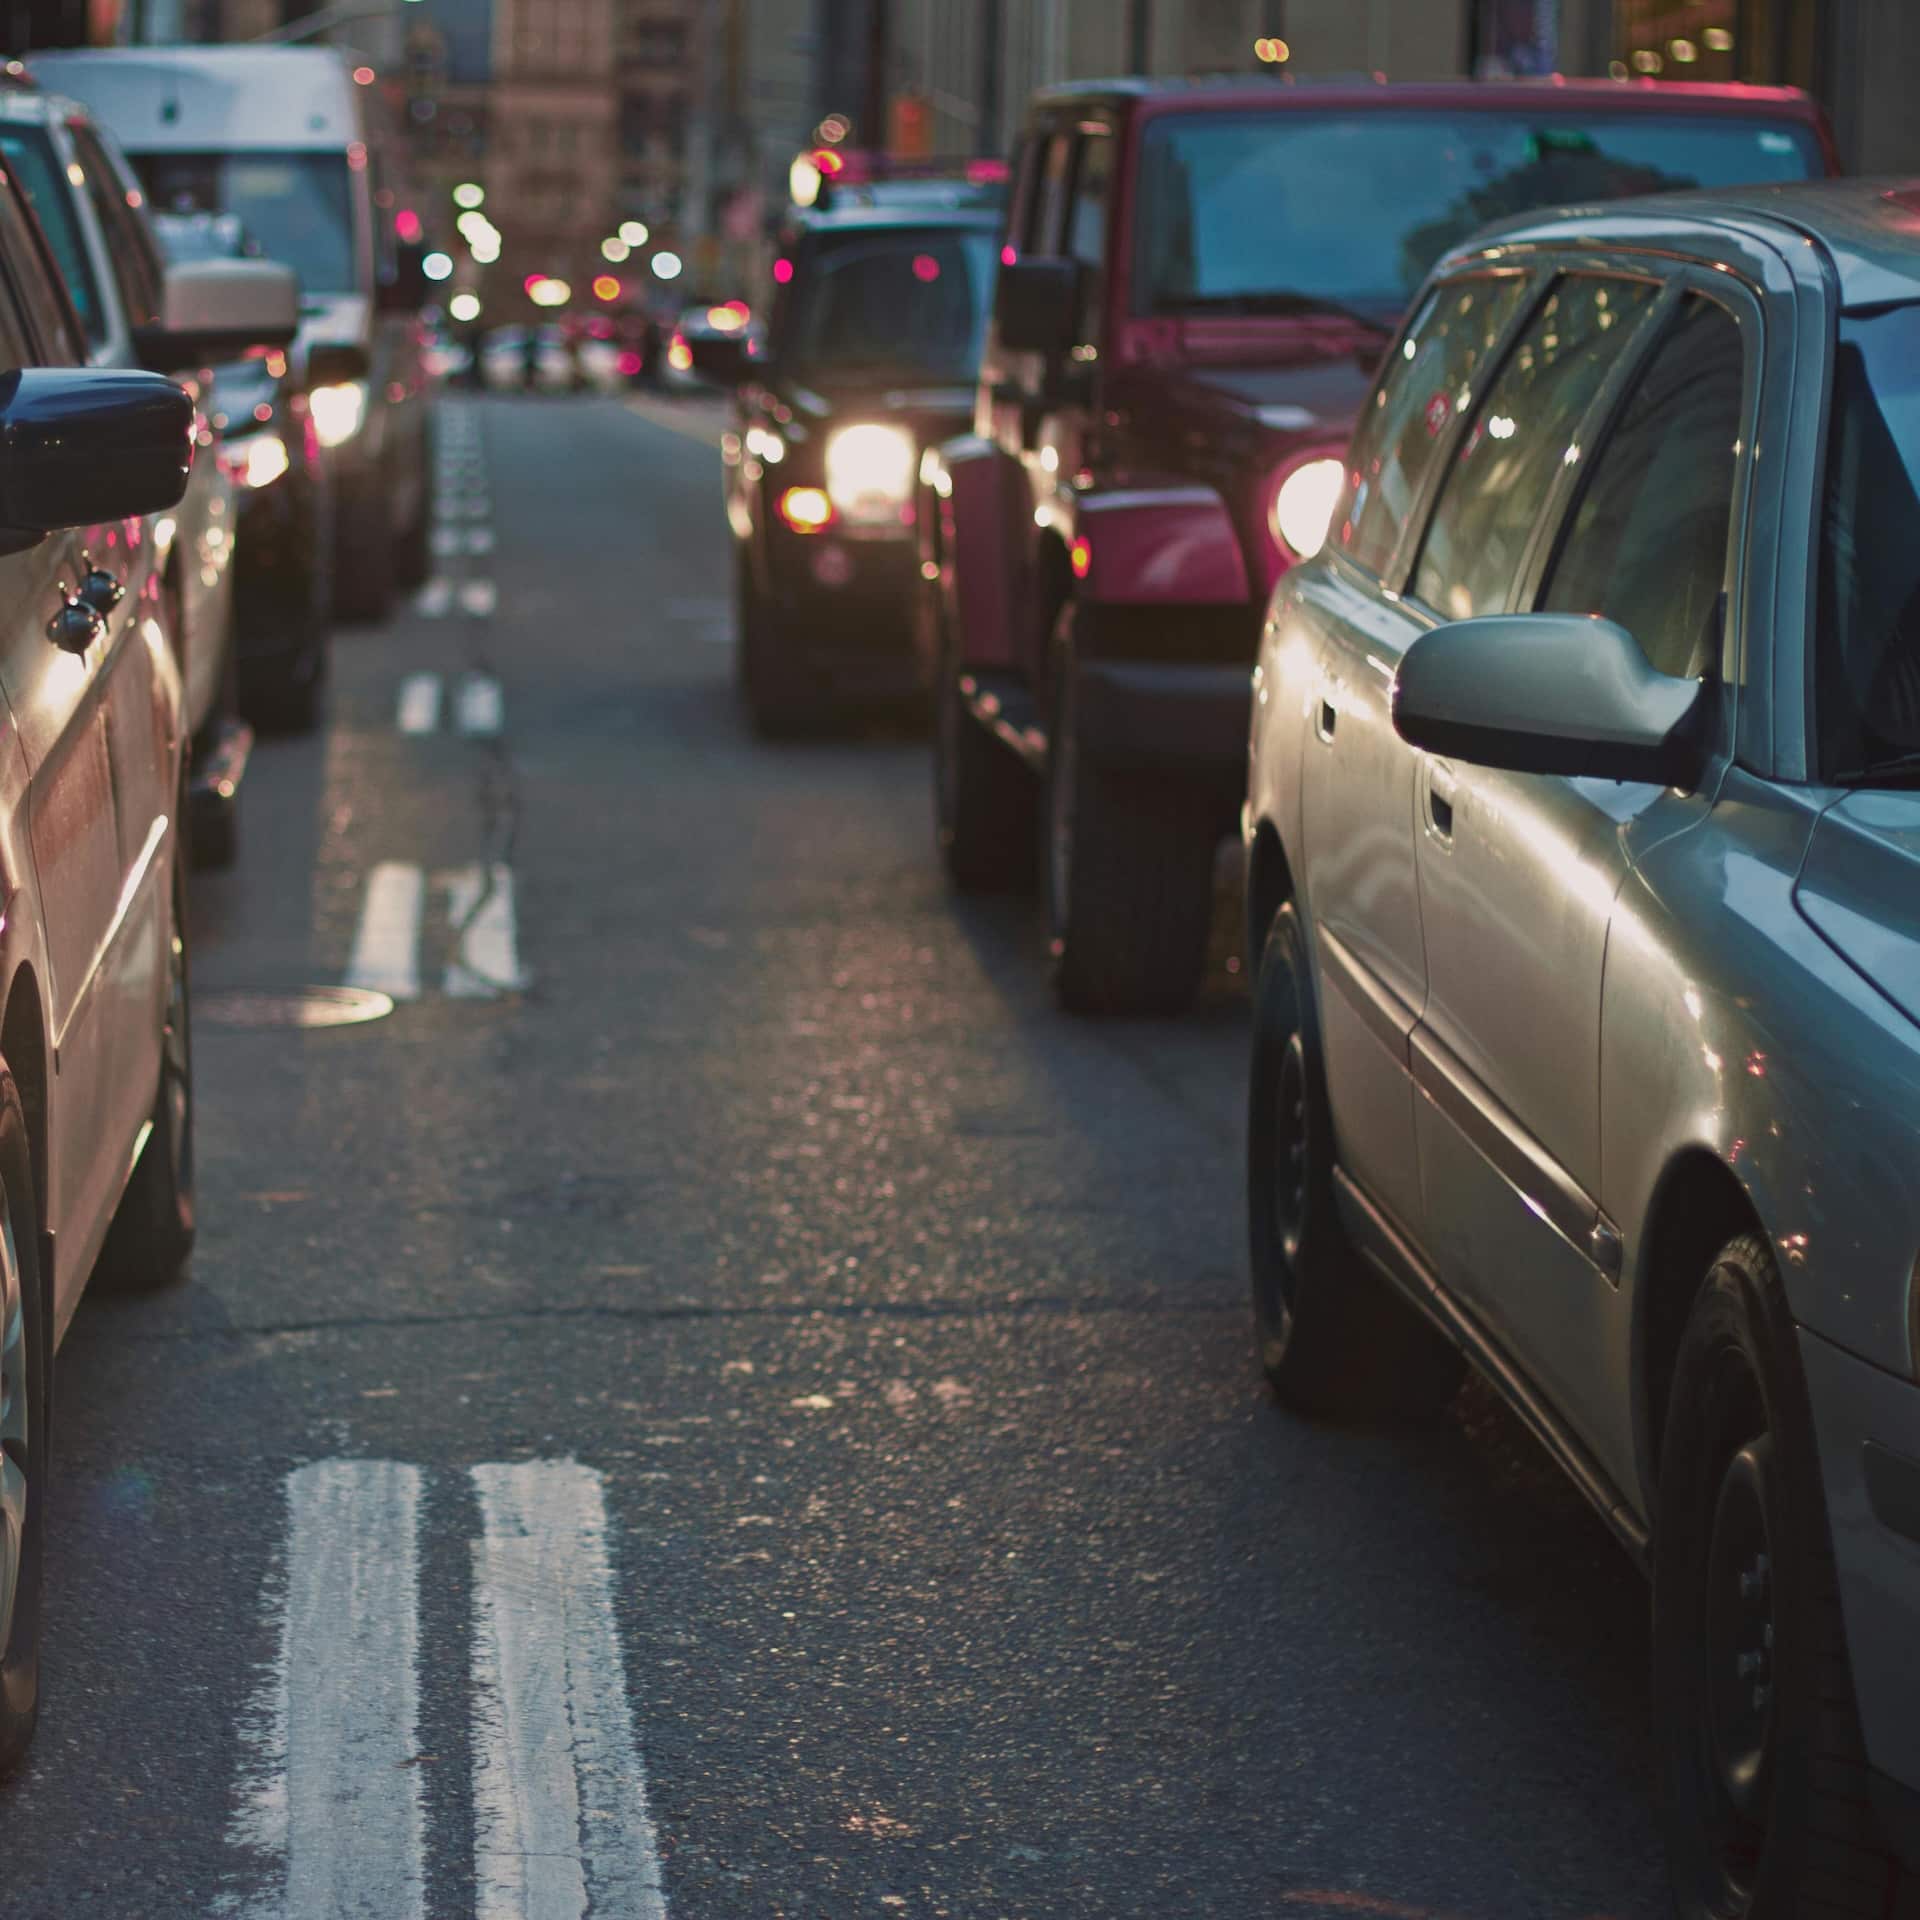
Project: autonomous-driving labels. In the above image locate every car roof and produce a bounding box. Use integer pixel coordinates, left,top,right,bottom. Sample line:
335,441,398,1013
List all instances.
1461,176,1920,311
28,46,362,152
1032,74,1826,125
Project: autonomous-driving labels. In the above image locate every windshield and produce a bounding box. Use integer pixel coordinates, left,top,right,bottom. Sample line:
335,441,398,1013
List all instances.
0,128,106,348
130,150,355,295
1819,305,1920,771
1133,110,1824,318
780,227,997,384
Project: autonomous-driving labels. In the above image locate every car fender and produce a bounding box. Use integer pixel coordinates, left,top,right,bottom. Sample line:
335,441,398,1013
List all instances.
919,433,1028,676
1065,483,1249,607
1606,775,1920,1407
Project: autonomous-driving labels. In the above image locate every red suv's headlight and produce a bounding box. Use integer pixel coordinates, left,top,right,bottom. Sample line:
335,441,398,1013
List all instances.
1269,455,1345,562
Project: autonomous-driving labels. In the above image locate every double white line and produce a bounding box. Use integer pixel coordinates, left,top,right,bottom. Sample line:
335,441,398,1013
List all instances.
398,671,503,737
346,862,527,1001
227,1461,666,1919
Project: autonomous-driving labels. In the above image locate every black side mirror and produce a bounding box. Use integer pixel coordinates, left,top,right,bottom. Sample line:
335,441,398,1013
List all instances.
1391,613,1709,788
0,367,192,537
996,257,1080,355
378,237,430,314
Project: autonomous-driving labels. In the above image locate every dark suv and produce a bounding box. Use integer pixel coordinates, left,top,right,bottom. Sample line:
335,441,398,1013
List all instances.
920,77,1835,1014
709,196,1001,734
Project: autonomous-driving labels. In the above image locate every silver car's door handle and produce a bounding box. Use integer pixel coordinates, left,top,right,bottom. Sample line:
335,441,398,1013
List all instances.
1315,677,1341,743
1426,758,1457,842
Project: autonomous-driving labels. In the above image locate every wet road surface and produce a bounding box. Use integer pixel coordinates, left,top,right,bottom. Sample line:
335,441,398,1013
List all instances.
2,394,1666,1919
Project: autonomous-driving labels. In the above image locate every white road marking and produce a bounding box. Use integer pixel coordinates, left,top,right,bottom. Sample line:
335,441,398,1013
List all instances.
416,577,454,617
466,527,496,555
221,1462,426,1920
444,863,528,997
460,579,498,617
346,862,424,1000
456,673,503,737
471,1462,667,1920
430,527,463,558
397,673,442,735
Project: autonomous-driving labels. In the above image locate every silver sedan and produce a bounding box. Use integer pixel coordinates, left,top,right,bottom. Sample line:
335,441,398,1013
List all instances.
1243,178,1920,1914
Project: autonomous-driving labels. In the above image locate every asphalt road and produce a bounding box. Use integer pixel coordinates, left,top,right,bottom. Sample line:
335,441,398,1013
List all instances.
1,393,1669,1919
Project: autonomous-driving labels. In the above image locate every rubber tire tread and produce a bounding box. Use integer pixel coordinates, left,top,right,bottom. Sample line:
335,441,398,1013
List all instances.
737,546,819,741
0,1071,44,1777
936,675,1033,892
334,475,396,623
1044,646,1212,1015
1246,902,1463,1420
1653,1232,1914,1919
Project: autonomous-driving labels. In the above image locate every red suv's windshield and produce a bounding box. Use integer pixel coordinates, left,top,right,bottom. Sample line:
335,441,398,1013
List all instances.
1133,109,1824,320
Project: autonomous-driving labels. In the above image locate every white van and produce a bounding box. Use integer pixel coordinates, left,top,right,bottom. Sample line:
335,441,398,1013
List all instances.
33,45,433,620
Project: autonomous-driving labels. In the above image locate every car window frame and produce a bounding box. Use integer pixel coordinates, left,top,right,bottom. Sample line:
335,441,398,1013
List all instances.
1325,263,1544,596
1397,267,1672,626
1061,113,1116,357
67,119,165,331
0,153,85,367
1517,265,1764,702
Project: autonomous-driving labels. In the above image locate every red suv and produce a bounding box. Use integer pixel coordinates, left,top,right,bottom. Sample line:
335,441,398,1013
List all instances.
920,77,1835,1014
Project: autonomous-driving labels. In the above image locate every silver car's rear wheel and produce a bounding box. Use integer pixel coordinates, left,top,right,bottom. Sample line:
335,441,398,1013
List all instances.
0,1071,45,1775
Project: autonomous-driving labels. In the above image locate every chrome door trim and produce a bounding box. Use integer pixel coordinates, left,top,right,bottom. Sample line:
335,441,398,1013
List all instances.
1332,1163,1650,1561
1408,1022,1609,1282
1315,920,1416,1062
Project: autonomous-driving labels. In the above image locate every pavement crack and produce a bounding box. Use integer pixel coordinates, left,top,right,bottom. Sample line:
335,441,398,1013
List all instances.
101,1290,1242,1346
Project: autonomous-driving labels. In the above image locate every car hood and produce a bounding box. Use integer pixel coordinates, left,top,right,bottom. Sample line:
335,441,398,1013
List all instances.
1796,792,1920,1028
1166,358,1379,440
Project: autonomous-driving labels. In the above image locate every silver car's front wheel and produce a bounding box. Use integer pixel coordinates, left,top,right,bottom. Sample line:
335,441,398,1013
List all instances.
1654,1235,1908,1917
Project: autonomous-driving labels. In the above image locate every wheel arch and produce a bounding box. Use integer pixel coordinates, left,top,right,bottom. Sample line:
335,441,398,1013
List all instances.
1245,820,1294,972
1633,1145,1768,1499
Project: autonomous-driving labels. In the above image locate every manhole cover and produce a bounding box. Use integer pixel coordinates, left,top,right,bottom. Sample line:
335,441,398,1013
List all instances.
197,987,394,1030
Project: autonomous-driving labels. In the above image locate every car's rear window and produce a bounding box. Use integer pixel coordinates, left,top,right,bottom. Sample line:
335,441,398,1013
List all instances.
1819,303,1920,771
1132,109,1824,321
778,225,998,385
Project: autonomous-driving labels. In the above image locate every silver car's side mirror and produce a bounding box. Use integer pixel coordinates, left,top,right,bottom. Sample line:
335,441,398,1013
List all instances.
1391,612,1710,788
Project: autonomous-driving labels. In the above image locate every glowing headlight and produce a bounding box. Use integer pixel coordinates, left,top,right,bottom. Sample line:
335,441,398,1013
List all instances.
309,379,368,449
824,423,914,523
744,425,786,466
240,431,290,490
1270,456,1344,561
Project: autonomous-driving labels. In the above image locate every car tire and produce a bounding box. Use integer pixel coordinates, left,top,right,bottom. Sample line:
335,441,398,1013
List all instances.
0,1068,47,1777
1246,901,1462,1418
93,827,195,1295
1653,1234,1909,1918
394,416,433,591
736,545,815,740
334,473,396,624
1044,643,1213,1015
933,616,1032,892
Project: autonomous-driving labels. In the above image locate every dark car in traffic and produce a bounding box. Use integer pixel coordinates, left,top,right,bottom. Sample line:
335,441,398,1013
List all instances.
706,199,1000,734
155,209,334,733
920,76,1837,1014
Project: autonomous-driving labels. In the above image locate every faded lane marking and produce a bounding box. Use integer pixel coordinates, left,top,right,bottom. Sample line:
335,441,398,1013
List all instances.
415,578,455,618
214,1462,426,1920
444,863,527,997
346,862,424,1001
397,674,441,735
471,1462,668,1920
460,579,498,618
455,674,503,738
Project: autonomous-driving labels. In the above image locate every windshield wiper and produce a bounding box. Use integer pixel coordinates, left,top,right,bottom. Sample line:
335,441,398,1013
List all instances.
1830,750,1920,787
1172,291,1395,334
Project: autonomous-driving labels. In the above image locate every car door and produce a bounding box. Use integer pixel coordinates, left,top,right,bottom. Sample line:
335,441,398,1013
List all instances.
0,168,167,1284
1404,280,1755,1476
1296,269,1530,1235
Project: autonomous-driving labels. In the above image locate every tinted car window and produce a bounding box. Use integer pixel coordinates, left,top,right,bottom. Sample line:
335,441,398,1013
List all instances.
1132,110,1822,319
1337,273,1528,576
1542,295,1743,679
783,227,996,386
0,129,104,348
69,123,163,327
134,150,353,294
0,166,81,365
1819,304,1920,767
1066,127,1112,345
1415,276,1655,621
